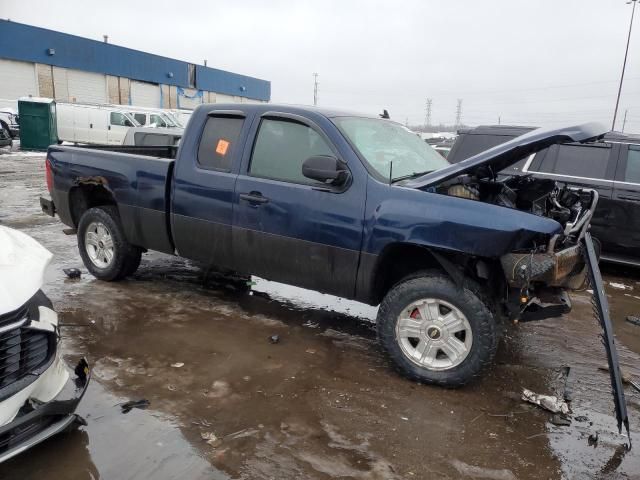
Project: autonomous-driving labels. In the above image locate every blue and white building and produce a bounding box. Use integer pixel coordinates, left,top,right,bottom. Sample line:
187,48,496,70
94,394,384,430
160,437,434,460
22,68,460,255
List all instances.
0,20,270,109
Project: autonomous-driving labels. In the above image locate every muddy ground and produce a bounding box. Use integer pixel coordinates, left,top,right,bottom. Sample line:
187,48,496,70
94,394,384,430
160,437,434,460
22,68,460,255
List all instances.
0,147,639,480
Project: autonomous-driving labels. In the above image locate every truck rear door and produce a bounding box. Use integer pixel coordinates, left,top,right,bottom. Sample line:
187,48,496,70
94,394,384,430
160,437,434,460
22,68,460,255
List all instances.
170,111,248,270
232,112,365,298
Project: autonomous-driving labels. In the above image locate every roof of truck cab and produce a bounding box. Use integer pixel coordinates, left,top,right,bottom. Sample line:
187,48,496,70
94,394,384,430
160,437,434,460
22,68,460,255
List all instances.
195,103,382,120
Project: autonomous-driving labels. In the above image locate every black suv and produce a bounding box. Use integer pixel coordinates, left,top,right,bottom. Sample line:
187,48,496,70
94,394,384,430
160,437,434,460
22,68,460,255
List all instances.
449,126,640,266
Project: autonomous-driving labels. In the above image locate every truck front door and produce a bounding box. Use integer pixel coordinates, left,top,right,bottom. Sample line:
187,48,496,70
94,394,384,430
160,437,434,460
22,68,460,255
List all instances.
171,111,248,270
233,113,366,298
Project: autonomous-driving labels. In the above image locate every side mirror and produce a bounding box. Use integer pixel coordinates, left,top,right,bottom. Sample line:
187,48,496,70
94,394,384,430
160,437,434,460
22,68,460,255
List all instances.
124,120,134,127
302,155,349,185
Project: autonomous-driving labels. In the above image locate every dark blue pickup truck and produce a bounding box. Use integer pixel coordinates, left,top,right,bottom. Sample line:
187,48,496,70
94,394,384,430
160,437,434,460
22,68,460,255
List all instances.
40,104,606,387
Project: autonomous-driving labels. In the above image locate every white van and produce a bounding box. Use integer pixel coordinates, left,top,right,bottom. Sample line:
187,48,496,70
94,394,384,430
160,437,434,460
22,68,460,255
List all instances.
56,103,140,145
127,108,181,128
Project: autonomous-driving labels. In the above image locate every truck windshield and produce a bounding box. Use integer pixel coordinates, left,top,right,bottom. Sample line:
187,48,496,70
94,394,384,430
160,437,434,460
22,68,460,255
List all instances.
333,117,449,181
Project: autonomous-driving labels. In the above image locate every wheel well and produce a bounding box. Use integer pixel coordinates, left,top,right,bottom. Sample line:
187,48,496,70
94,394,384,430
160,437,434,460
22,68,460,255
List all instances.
371,244,442,304
371,243,500,305
69,184,117,227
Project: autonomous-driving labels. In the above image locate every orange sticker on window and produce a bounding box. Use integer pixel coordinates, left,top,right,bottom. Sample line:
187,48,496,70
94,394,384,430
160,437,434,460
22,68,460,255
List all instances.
216,139,230,155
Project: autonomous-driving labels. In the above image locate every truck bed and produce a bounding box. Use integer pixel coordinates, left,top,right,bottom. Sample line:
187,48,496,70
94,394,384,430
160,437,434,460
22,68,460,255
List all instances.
46,145,175,254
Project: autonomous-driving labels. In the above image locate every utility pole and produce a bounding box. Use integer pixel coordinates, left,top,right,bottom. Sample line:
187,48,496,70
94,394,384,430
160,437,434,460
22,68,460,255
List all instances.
498,115,501,125
313,73,319,106
455,99,463,129
613,0,637,130
622,109,629,132
424,98,433,130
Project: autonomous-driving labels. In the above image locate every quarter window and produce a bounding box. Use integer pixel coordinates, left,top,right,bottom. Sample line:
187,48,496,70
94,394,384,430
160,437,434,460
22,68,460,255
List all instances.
536,144,610,180
197,116,244,171
623,146,640,184
249,119,333,184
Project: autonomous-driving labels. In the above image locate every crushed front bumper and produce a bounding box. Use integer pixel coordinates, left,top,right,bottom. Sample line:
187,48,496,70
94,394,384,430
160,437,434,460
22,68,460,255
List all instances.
501,243,587,290
0,359,90,463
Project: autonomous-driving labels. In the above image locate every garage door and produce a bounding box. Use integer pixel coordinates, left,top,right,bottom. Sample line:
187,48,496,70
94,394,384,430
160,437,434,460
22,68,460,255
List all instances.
131,81,160,107
0,59,37,100
66,69,107,103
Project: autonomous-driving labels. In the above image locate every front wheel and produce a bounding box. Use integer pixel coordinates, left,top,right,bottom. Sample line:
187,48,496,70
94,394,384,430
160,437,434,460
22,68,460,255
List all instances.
377,272,497,387
77,206,142,281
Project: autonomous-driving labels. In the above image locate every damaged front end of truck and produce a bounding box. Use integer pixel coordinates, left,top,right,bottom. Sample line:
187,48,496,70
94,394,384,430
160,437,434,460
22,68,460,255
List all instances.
404,123,630,440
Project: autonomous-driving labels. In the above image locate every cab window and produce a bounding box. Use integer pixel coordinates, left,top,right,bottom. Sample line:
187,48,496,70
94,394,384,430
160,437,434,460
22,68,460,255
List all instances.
249,119,333,184
150,114,167,127
110,112,133,127
197,116,244,171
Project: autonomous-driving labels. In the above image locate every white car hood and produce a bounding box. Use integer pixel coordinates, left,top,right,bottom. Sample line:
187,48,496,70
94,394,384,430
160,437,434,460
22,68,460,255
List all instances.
0,226,52,314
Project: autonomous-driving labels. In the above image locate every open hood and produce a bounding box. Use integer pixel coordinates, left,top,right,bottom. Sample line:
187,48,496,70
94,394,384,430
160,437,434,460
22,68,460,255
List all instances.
403,122,608,189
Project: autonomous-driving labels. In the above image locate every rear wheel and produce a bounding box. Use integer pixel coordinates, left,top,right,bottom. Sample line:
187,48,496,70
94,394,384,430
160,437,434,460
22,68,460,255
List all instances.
377,272,497,387
77,206,142,281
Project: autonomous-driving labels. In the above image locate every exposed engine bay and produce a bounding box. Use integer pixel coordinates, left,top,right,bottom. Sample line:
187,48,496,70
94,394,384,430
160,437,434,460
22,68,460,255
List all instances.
438,173,599,290
440,174,597,248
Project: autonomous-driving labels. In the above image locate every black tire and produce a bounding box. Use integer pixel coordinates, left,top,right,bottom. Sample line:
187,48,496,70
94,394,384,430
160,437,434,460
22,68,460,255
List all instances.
77,206,142,281
377,271,497,387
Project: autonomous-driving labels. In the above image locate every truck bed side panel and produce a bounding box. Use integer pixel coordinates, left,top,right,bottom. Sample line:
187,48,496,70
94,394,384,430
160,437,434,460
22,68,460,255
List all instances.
48,146,174,254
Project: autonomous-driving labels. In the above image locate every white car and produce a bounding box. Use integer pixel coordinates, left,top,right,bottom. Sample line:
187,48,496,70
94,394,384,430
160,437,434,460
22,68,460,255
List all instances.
0,226,89,463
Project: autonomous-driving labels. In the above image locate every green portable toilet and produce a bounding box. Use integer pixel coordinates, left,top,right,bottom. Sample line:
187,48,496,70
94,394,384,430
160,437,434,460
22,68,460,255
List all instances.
18,97,58,150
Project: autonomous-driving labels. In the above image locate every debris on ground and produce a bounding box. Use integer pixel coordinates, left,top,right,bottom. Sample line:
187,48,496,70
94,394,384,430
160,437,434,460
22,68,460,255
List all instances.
609,282,631,290
269,334,280,344
626,315,640,327
522,389,570,415
63,267,82,279
305,348,316,354
171,362,185,368
550,414,572,427
201,431,222,447
574,415,589,423
120,399,151,413
588,432,599,447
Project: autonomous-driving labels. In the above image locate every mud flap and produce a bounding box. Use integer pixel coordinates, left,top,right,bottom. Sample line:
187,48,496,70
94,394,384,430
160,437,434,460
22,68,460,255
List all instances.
583,232,630,443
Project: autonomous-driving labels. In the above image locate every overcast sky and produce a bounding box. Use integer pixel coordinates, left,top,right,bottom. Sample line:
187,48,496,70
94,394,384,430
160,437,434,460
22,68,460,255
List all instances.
3,0,640,131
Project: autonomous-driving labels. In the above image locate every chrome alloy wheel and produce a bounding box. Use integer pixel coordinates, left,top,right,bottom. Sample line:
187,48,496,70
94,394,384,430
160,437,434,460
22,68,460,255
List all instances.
84,221,115,268
395,298,473,370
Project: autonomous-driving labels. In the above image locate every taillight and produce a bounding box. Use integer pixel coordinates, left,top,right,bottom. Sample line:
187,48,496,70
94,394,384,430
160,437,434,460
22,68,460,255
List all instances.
45,156,53,192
